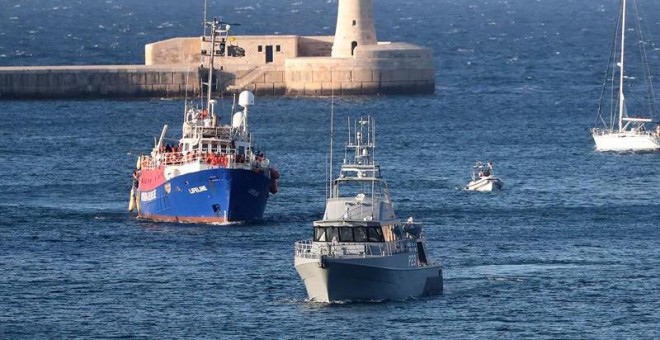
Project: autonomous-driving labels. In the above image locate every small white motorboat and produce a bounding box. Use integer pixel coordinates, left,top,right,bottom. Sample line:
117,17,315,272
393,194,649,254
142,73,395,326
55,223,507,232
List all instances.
465,161,503,192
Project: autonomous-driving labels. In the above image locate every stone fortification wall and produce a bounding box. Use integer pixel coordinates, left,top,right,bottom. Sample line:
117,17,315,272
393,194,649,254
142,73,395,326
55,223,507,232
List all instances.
0,37,434,99
284,42,435,95
146,36,300,67
0,65,200,99
145,38,202,65
297,36,334,57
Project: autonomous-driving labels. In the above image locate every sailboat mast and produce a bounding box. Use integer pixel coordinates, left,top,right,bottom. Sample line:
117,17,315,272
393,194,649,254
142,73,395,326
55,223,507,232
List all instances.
618,0,626,132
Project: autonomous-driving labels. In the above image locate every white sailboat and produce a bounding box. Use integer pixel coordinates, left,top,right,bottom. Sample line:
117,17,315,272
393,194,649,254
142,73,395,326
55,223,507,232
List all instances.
592,0,660,152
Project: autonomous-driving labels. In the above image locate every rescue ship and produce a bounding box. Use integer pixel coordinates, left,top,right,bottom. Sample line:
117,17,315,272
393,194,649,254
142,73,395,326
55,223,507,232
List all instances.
128,18,278,224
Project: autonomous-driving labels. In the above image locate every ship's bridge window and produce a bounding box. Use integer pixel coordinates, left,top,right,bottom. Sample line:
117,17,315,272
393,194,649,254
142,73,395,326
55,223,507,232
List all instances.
354,227,367,242
368,227,384,242
314,227,327,242
314,226,383,242
339,227,353,242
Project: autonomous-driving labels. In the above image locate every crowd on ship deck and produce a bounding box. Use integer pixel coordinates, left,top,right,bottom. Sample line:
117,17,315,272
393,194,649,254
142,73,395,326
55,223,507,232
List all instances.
140,143,269,171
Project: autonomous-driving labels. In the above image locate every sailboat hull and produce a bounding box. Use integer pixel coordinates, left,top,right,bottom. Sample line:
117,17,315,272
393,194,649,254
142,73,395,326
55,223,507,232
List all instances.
592,131,660,152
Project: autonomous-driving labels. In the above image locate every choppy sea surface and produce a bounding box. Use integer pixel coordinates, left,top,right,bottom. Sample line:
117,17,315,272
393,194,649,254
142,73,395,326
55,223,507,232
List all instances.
2,0,660,338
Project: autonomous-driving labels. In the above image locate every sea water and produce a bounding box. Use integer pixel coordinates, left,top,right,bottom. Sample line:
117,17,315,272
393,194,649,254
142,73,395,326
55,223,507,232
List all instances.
1,0,660,338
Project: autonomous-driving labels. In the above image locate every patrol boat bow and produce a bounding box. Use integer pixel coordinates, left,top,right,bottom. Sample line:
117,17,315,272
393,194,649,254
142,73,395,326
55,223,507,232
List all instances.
128,18,278,223
294,116,443,302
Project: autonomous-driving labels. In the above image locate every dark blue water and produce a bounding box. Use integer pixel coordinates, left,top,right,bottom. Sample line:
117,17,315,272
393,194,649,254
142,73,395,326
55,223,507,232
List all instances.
2,0,660,338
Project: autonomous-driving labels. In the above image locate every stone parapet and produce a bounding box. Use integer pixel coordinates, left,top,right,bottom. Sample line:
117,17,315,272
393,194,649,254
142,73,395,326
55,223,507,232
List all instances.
1,38,435,99
283,42,435,96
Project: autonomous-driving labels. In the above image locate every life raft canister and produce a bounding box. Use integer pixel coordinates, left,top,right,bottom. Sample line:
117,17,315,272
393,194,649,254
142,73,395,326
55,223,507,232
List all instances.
269,168,280,194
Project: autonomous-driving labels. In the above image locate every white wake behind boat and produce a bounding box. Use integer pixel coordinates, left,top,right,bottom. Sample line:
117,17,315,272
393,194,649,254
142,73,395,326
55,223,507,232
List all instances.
294,116,443,303
465,161,503,192
592,0,660,152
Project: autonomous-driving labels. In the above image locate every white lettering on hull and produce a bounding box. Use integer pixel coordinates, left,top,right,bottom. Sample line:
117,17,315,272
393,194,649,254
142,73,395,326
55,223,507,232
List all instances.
141,190,157,202
188,185,208,194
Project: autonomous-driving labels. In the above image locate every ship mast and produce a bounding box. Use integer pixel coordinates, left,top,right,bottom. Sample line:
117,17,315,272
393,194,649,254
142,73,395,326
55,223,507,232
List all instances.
205,19,219,114
329,89,335,199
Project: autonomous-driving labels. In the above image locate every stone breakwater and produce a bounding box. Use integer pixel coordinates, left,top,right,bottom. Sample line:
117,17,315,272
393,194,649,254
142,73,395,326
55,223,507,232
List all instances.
0,61,434,100
0,65,200,100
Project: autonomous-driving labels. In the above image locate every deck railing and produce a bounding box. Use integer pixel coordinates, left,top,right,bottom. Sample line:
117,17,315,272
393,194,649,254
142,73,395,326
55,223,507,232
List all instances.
139,151,261,170
294,239,413,260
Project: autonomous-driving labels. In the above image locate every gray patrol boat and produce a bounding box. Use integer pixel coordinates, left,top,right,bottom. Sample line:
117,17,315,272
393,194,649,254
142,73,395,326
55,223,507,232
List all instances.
294,116,443,302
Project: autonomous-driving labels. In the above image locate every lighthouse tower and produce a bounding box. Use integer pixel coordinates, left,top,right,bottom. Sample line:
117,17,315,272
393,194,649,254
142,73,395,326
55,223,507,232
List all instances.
332,0,378,58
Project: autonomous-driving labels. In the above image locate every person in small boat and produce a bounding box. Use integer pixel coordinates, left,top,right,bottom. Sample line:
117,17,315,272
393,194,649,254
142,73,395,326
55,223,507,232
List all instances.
483,161,494,177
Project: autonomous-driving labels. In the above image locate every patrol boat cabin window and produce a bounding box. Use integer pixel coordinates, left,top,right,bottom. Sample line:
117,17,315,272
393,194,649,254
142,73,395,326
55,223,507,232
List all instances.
339,227,353,242
314,226,385,243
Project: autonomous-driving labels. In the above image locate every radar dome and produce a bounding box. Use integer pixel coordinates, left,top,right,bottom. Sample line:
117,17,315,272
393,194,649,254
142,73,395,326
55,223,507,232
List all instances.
238,91,254,107
232,112,244,128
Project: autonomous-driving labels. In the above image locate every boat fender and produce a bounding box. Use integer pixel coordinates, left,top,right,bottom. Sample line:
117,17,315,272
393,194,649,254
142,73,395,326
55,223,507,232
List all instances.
269,168,280,179
269,178,278,194
128,186,136,212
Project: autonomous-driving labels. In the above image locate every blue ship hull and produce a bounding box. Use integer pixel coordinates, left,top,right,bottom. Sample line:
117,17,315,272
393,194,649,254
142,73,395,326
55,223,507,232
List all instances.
137,168,271,223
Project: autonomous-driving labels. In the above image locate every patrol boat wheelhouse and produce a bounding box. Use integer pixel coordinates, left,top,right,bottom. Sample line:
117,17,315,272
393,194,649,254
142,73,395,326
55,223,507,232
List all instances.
128,18,278,223
294,116,443,302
